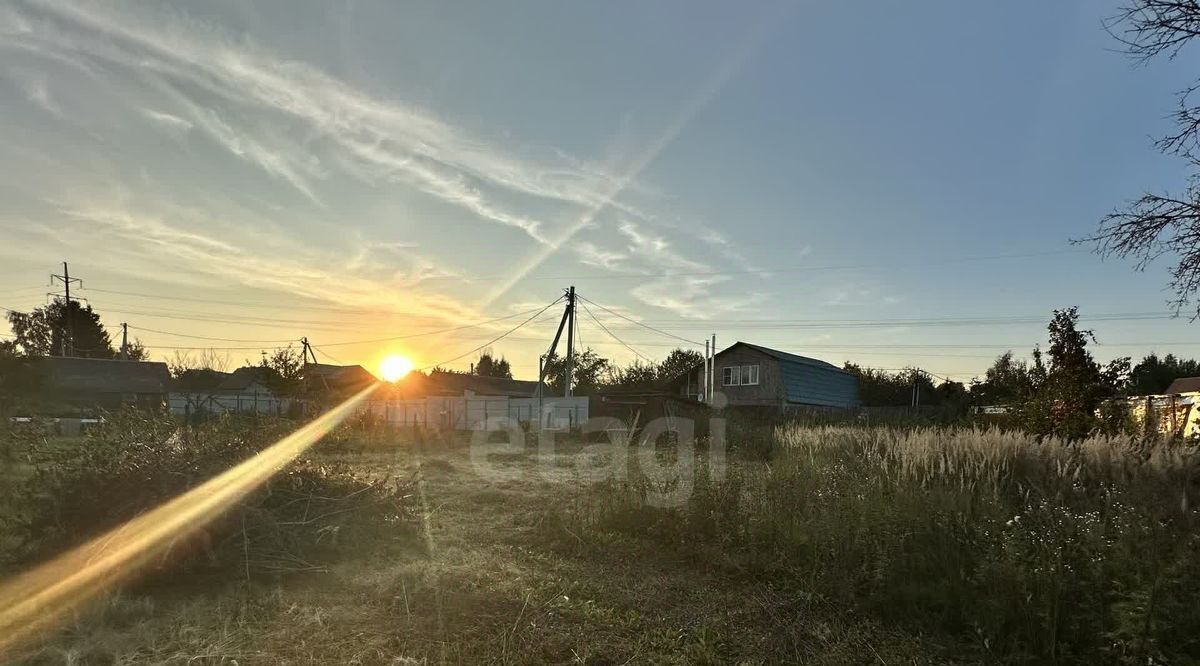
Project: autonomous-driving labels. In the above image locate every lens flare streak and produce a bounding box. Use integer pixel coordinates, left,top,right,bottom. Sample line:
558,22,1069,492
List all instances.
0,383,380,657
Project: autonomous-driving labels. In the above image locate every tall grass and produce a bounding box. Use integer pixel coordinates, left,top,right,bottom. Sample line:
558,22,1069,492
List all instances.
563,426,1200,663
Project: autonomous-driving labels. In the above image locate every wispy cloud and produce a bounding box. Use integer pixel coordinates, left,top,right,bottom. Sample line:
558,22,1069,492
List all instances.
2,0,634,241
0,0,769,323
139,108,192,135
55,201,484,328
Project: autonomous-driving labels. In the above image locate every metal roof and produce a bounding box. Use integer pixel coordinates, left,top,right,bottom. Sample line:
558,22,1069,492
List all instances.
1165,377,1200,394
734,342,853,375
720,342,859,408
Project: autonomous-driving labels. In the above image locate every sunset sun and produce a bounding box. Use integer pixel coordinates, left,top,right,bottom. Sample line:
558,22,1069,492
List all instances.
379,355,414,382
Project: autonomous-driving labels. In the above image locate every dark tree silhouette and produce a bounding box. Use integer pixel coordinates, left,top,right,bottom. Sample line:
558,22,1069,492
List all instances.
656,348,705,383
1083,1,1200,318
6,301,123,359
541,348,610,394
472,351,512,379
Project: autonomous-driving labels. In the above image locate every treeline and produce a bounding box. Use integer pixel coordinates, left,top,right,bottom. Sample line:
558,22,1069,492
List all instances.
430,348,706,394
846,307,1200,439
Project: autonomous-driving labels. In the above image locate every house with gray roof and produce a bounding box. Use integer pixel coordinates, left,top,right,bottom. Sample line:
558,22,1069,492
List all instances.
667,341,859,410
42,356,171,410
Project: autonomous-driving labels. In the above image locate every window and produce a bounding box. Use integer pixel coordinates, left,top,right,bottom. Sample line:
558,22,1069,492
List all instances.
722,366,738,386
741,365,759,385
722,364,759,386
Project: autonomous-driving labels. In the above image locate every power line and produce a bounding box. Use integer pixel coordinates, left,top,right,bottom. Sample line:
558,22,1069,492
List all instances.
127,325,298,344
319,300,563,347
577,295,705,346
79,287,380,315
417,297,564,371
580,301,651,363
312,345,346,365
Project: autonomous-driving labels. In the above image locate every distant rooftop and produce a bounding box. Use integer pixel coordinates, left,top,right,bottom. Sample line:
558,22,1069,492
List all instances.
43,356,171,394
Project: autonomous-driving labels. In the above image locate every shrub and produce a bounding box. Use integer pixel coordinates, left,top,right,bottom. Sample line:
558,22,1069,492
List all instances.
0,408,418,579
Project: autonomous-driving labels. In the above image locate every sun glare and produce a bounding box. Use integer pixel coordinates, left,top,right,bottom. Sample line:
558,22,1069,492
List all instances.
379,355,414,382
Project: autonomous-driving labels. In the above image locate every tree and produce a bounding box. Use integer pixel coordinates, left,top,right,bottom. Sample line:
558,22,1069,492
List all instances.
843,363,939,407
473,350,512,379
657,348,704,383
970,351,1036,405
1082,1,1200,318
605,360,660,390
1129,352,1200,394
1021,307,1131,439
0,339,43,412
541,348,610,394
6,300,117,359
122,339,149,361
260,346,304,396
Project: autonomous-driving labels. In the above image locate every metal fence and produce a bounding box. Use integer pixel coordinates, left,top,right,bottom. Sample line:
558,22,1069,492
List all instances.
364,396,588,430
168,392,290,417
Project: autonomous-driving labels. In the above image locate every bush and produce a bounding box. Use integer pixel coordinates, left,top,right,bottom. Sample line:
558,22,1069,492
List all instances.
562,426,1200,663
0,408,418,578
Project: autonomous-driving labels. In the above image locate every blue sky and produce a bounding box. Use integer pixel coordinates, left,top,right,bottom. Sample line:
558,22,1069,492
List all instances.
1,0,1198,380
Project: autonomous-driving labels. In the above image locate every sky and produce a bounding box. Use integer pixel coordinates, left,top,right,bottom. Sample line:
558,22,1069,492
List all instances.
1,0,1198,382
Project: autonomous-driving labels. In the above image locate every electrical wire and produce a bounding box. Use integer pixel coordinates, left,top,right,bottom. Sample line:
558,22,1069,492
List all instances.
312,345,346,365
580,301,651,363
576,295,705,346
417,297,565,371
127,325,297,344
319,300,563,347
79,287,380,315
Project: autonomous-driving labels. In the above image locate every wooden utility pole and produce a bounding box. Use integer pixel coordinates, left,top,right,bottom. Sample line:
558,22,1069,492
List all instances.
120,322,129,360
564,286,575,397
51,262,82,357
300,337,318,365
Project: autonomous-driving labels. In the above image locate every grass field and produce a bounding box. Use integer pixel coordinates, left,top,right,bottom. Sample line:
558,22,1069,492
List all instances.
2,422,1199,664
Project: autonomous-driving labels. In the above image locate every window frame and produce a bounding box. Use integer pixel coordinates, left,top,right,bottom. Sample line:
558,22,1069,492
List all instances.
742,364,760,386
722,366,739,386
722,364,760,387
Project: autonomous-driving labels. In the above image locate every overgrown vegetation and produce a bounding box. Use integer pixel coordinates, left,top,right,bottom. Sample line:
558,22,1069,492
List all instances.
558,425,1200,663
0,410,419,580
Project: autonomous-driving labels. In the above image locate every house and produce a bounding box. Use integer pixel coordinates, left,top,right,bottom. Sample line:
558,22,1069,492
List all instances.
421,372,537,397
216,366,277,399
41,357,171,410
303,363,377,396
667,341,859,410
1165,377,1200,394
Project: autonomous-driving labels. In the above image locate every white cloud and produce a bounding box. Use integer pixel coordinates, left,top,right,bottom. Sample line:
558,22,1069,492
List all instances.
139,107,192,135
1,0,767,323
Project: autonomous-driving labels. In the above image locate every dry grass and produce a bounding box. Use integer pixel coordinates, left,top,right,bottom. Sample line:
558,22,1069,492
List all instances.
3,427,949,665
560,425,1200,664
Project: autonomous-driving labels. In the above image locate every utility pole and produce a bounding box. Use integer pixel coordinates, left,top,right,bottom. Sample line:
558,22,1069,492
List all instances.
51,262,82,357
120,322,129,360
710,334,716,401
300,337,318,365
703,338,710,402
564,286,576,397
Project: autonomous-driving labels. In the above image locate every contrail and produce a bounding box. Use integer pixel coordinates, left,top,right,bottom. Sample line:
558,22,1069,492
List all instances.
0,383,379,657
481,3,790,309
